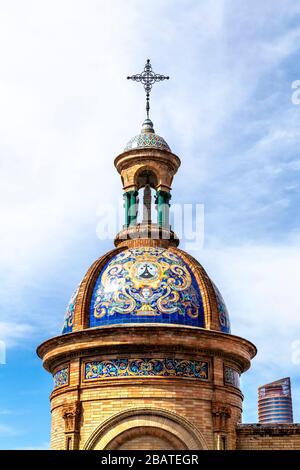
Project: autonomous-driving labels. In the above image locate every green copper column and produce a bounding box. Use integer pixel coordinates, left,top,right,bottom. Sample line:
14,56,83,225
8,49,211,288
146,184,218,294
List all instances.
156,190,171,228
123,192,131,227
156,191,163,227
163,191,171,228
128,190,139,226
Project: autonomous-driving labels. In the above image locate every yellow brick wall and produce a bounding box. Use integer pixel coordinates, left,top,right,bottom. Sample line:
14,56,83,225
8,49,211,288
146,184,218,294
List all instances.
38,323,255,451
237,425,300,450
49,355,243,450
118,435,173,450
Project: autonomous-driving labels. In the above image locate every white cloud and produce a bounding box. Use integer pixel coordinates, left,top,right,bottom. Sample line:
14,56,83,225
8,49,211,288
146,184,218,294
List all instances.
200,237,300,356
0,322,34,348
193,235,300,420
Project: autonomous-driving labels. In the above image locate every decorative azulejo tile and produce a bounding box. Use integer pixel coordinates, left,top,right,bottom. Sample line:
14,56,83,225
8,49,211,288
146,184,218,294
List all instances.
212,282,231,333
53,367,69,388
62,287,79,334
224,366,240,389
124,133,171,152
89,247,204,329
84,358,209,381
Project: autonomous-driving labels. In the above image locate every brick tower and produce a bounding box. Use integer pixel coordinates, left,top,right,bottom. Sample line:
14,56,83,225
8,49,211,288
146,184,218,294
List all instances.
37,62,256,450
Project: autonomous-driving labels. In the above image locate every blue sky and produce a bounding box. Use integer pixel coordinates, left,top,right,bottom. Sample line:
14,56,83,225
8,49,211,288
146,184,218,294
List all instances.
1,0,300,449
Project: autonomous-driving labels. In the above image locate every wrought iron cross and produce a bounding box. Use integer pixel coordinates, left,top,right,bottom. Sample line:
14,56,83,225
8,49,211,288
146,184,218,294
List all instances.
127,59,169,118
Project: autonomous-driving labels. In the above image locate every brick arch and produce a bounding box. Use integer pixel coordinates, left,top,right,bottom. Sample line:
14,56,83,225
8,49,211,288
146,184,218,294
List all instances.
105,426,187,450
135,167,158,190
133,163,173,191
83,408,208,450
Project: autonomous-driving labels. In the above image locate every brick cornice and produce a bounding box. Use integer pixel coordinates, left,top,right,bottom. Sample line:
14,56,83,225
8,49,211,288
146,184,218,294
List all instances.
37,324,256,373
114,148,181,175
237,424,300,436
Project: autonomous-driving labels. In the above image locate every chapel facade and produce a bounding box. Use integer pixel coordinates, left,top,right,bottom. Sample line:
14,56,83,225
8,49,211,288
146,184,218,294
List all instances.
37,63,300,450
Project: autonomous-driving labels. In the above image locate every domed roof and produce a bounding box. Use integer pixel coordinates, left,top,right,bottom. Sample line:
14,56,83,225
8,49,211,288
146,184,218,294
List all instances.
90,247,204,328
62,246,231,335
124,119,171,152
62,287,78,334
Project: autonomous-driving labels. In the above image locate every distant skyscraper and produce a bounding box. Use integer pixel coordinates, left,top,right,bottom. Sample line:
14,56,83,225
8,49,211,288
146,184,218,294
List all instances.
258,378,293,424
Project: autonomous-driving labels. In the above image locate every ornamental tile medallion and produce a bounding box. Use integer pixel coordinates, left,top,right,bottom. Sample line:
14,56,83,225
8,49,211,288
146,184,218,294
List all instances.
90,247,205,328
84,358,209,381
54,367,69,388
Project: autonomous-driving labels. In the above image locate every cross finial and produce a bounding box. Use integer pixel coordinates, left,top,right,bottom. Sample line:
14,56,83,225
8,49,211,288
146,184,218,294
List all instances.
127,59,169,118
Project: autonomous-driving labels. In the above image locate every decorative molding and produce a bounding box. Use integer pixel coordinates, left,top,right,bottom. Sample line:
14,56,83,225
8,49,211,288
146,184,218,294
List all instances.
212,402,232,432
84,358,209,381
37,325,257,374
62,401,81,433
237,424,300,436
